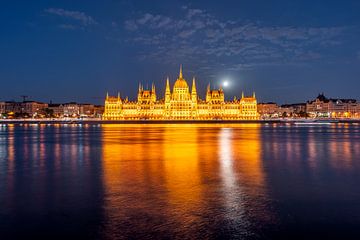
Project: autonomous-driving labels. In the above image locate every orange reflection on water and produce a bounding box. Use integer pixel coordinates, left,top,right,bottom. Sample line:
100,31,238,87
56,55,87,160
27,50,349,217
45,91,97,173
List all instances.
229,124,264,185
162,125,201,200
101,124,270,238
101,125,203,222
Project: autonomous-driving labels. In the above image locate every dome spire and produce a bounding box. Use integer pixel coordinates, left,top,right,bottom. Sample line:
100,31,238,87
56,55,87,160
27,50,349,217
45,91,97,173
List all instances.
166,77,170,94
179,64,183,79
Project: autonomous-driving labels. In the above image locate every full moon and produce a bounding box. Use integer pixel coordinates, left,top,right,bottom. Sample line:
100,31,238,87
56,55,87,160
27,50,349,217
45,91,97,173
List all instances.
223,81,229,87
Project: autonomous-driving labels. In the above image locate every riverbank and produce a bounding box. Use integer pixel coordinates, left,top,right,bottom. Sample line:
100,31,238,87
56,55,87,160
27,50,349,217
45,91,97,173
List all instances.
1,118,360,124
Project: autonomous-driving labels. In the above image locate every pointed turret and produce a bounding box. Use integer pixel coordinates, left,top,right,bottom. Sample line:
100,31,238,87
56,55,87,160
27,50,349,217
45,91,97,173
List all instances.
165,77,171,103
242,91,244,99
206,83,211,102
179,65,183,79
253,91,256,98
151,83,156,102
117,92,120,100
137,83,142,103
191,77,197,103
191,77,197,94
106,92,109,100
165,77,170,94
138,83,143,92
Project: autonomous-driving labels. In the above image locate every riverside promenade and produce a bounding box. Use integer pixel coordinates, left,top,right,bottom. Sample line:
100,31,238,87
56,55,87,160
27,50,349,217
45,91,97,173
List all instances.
1,118,360,124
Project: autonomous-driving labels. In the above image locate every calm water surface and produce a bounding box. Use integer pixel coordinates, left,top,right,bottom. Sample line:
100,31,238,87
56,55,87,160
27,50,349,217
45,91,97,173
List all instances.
0,123,360,239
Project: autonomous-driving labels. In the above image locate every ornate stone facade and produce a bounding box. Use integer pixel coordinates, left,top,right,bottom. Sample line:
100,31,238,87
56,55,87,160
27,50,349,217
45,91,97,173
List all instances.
103,66,258,120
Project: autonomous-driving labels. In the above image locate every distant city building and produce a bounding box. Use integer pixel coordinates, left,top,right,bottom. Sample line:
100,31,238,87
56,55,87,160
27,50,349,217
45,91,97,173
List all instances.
93,105,104,117
103,66,259,120
280,103,307,117
48,103,64,117
257,102,279,118
287,103,306,114
80,104,94,116
21,101,48,116
48,103,102,118
0,98,103,119
5,101,22,114
63,102,80,117
0,101,48,117
306,93,359,118
0,102,5,114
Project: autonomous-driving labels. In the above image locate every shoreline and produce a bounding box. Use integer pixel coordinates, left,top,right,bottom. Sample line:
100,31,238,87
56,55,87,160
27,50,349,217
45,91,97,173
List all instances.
1,119,360,124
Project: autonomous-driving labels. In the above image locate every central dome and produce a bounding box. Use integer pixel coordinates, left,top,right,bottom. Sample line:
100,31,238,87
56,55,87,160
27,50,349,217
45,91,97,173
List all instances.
174,78,189,89
173,65,189,90
172,65,191,101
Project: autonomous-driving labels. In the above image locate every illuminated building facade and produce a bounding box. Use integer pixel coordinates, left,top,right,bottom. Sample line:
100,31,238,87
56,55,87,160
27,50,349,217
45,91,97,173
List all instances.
306,93,359,118
0,102,5,114
103,66,258,120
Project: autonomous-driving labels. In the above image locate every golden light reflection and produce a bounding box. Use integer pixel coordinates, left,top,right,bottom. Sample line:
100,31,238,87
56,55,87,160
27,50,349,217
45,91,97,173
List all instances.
219,128,234,188
101,123,270,236
161,125,202,223
223,124,267,199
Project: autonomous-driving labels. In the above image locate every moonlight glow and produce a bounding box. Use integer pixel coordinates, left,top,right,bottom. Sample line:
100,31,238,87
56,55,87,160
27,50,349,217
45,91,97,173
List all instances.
222,81,229,87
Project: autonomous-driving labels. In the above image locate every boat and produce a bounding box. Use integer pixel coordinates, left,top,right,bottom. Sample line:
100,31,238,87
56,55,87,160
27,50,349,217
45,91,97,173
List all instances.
293,119,335,125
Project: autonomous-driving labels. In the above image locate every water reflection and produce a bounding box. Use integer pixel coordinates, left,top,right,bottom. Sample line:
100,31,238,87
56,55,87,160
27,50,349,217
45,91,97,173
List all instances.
260,125,360,238
0,124,104,238
101,124,271,239
1,124,360,239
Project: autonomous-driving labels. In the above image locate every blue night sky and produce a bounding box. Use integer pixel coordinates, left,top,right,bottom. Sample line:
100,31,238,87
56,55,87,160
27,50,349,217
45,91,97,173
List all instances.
1,0,360,104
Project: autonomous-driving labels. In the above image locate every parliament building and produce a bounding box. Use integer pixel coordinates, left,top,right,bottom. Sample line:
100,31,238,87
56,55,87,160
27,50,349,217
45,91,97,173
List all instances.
103,66,258,120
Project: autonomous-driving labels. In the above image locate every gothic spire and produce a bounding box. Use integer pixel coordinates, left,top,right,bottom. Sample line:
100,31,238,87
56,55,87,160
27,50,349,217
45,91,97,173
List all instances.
192,77,197,95
165,77,170,94
179,64,183,79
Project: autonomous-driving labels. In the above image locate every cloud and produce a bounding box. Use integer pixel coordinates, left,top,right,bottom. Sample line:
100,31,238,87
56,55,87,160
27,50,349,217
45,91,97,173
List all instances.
58,24,77,30
122,6,347,72
124,20,138,31
187,9,204,19
45,8,98,26
179,29,196,38
126,13,174,30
